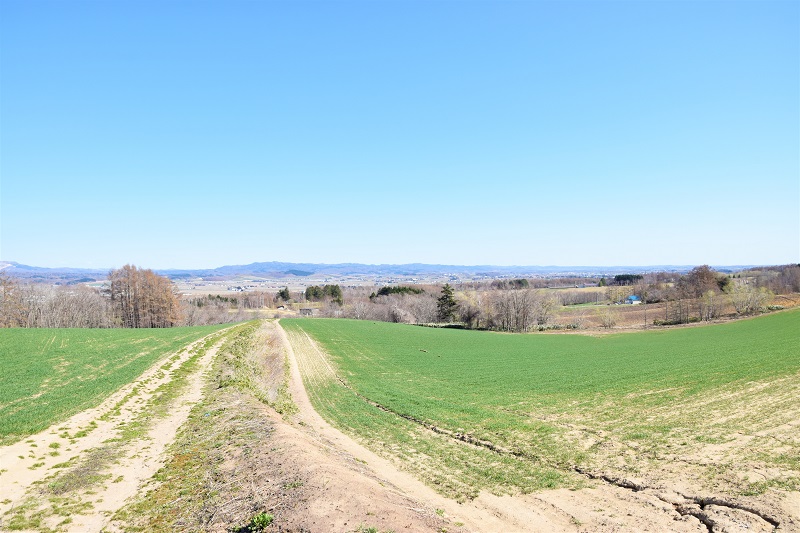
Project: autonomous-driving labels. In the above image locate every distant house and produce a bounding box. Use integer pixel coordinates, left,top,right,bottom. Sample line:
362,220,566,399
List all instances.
299,308,314,316
626,295,642,305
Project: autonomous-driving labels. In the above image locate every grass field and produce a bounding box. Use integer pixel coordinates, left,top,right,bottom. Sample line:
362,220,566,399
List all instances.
0,325,229,445
282,310,800,500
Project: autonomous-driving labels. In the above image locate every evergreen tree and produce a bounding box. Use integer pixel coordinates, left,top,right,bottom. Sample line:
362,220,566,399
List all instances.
277,287,291,302
436,283,457,322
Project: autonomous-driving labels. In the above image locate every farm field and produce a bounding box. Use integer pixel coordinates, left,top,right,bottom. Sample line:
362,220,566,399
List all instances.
0,325,228,445
282,310,800,529
1,321,462,533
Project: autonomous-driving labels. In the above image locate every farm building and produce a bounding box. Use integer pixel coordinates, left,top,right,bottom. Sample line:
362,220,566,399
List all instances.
626,295,642,305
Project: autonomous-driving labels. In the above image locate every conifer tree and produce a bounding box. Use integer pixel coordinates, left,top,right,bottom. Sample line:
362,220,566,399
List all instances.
436,283,457,322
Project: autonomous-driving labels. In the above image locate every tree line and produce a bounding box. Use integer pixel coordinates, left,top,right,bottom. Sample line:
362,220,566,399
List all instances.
309,264,800,331
3,263,797,330
1,265,182,328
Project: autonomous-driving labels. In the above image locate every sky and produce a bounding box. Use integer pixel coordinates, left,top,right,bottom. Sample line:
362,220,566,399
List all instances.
1,0,798,269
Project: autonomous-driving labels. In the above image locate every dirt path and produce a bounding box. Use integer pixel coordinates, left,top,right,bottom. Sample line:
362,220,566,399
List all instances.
279,325,577,531
109,320,459,533
0,329,228,531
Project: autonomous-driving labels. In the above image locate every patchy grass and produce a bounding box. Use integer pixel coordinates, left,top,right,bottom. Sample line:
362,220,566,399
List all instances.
0,325,228,445
2,327,234,530
112,321,296,532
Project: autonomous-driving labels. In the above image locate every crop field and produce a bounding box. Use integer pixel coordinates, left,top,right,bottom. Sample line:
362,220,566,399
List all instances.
0,325,228,445
282,310,800,503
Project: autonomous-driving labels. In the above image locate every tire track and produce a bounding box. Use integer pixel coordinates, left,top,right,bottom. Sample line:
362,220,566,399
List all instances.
0,328,232,531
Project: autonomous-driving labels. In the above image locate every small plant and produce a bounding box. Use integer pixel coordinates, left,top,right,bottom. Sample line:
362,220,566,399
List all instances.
250,512,274,530
235,511,273,532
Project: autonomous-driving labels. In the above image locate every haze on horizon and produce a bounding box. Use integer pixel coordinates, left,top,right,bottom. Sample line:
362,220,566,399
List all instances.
1,1,798,270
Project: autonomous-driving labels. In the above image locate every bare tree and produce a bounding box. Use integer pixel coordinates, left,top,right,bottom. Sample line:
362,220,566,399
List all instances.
108,265,181,328
597,306,619,329
727,283,771,315
0,274,26,327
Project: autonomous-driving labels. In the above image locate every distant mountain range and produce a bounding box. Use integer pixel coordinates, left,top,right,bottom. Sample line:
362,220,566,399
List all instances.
0,260,759,284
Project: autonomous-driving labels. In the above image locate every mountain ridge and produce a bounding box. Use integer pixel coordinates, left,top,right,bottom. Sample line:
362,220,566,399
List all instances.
1,260,761,283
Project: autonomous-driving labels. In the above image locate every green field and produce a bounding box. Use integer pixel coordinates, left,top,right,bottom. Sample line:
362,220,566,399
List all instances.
0,325,229,445
282,310,800,500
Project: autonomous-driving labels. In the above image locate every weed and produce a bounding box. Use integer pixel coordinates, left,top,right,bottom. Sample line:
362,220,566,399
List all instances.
249,511,274,531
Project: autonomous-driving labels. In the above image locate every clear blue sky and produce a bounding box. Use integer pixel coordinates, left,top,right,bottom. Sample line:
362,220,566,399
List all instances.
1,0,798,269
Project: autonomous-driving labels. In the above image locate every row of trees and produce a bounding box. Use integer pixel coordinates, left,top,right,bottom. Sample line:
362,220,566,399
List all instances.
4,263,796,330
1,266,182,328
304,285,343,305
314,265,799,330
609,265,790,324
310,283,560,332
1,276,112,328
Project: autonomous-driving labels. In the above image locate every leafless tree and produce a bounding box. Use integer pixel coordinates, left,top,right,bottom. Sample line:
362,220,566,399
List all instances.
727,283,771,315
108,265,181,327
0,274,25,327
597,306,619,329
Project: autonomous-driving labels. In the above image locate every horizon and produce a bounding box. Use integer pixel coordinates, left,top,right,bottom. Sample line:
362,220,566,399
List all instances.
1,1,798,269
0,258,783,273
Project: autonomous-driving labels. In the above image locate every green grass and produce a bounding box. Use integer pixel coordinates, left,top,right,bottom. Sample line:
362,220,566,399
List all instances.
282,309,800,499
0,325,229,445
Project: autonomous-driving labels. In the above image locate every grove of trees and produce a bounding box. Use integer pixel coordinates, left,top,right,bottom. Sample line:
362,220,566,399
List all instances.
1,265,181,328
108,265,181,327
305,285,343,305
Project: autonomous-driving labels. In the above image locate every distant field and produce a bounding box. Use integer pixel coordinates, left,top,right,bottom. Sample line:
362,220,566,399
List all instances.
0,325,228,445
282,310,800,500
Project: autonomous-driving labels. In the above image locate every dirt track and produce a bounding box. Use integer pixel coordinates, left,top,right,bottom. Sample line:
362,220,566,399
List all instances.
0,330,228,531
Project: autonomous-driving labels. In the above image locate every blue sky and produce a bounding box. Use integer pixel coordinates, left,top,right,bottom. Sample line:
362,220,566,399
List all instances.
1,0,798,269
